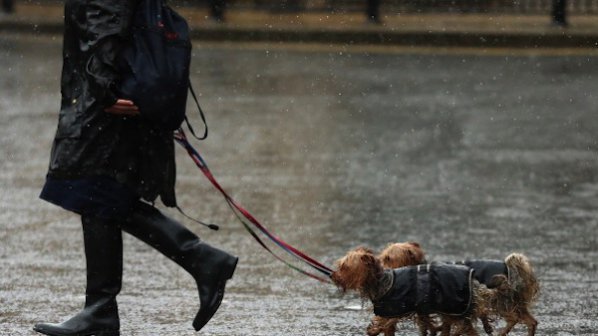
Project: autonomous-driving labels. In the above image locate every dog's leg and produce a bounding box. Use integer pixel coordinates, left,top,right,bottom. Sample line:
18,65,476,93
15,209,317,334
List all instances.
521,310,538,336
381,317,398,336
366,316,383,336
383,322,396,336
439,316,453,336
497,318,517,336
480,314,494,335
430,317,442,336
449,320,469,336
416,314,430,336
459,319,479,336
367,316,398,336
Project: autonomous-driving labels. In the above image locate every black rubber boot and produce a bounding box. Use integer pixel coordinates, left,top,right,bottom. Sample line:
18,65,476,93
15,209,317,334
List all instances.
121,201,238,332
34,216,122,336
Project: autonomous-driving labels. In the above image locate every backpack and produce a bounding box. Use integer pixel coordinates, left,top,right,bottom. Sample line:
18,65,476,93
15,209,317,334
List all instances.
118,0,206,136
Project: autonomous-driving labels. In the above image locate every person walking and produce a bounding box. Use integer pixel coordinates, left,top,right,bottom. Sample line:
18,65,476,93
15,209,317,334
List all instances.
32,0,238,335
551,0,568,27
366,0,382,24
208,0,226,22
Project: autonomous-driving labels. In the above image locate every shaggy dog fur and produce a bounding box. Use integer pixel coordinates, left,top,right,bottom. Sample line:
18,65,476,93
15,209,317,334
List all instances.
485,253,540,336
331,247,494,336
378,242,427,269
378,243,539,336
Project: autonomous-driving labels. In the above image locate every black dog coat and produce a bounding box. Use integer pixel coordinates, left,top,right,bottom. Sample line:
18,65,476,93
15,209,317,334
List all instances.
372,263,475,318
445,260,508,285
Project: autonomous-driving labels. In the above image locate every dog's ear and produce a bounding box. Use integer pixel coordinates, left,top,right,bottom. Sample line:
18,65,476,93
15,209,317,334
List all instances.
361,252,377,267
361,252,384,278
356,246,375,255
407,241,421,248
407,247,426,265
407,249,416,263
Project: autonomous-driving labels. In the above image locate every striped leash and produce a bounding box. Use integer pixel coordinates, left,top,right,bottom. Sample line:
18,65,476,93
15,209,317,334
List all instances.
174,128,333,283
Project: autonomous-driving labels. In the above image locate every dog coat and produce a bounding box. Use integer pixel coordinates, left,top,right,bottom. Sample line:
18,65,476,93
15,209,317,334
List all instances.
372,263,474,318
445,260,508,285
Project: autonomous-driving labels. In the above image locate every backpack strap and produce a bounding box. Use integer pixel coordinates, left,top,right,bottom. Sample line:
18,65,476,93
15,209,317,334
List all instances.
185,82,208,140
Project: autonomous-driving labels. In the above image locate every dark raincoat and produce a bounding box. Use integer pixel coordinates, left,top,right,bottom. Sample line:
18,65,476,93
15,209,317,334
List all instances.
46,0,176,207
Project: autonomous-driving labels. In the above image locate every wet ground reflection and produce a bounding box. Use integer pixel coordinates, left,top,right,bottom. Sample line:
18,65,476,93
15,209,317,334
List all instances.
1,35,597,335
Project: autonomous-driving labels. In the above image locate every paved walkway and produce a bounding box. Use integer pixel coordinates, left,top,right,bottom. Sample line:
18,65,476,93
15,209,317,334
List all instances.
1,2,597,47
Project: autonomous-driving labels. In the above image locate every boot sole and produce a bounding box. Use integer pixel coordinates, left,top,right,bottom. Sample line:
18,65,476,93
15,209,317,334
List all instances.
33,326,119,336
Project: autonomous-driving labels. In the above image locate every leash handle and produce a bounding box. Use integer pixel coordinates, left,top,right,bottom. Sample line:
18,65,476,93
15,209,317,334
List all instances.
174,129,333,282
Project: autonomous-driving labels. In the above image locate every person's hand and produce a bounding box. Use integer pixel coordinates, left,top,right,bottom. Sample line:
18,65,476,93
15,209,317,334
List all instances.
105,99,140,116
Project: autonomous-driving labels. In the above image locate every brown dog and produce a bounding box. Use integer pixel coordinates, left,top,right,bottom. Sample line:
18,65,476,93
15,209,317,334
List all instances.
377,243,496,336
484,253,540,336
331,247,493,336
380,243,539,336
440,254,539,336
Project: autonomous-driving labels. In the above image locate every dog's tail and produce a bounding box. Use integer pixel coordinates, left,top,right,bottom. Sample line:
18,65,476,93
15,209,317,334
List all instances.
505,253,540,305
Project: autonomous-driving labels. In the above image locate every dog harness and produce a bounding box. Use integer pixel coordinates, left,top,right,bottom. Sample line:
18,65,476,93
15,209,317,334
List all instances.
445,260,508,285
372,263,474,318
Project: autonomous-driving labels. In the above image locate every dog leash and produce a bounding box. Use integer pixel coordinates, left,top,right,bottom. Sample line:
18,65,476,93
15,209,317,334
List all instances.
174,128,333,283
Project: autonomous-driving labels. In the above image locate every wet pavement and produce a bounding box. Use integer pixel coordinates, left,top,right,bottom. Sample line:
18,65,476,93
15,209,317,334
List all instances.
1,34,598,335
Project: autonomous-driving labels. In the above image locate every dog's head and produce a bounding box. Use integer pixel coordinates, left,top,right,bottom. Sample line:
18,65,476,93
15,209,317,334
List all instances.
331,246,384,295
378,241,427,269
